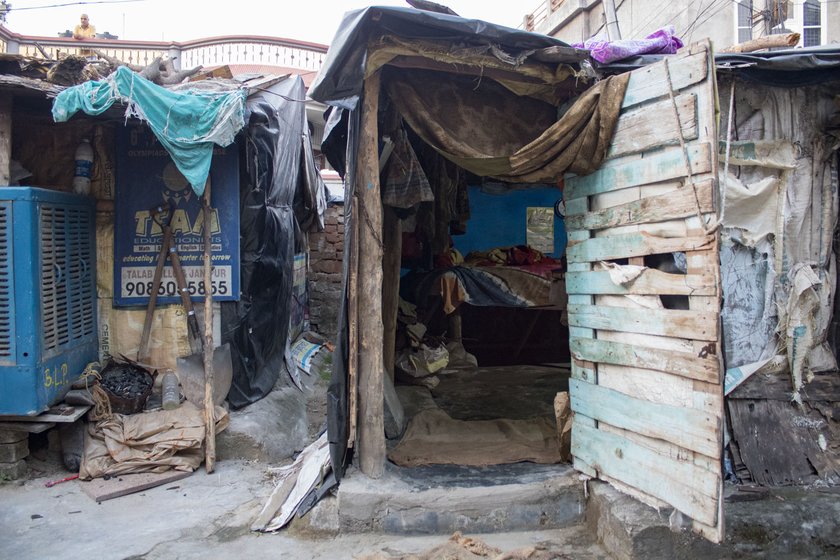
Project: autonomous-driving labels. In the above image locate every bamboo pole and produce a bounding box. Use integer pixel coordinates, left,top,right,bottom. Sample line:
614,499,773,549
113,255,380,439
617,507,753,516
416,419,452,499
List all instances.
202,183,216,473
382,206,401,382
356,69,386,478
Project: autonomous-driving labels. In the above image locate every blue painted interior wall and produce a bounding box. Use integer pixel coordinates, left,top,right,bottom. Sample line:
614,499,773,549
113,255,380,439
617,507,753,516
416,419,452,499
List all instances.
453,185,567,258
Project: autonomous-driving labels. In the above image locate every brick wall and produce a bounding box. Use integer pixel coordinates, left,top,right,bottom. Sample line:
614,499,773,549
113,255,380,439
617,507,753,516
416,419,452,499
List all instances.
307,204,344,341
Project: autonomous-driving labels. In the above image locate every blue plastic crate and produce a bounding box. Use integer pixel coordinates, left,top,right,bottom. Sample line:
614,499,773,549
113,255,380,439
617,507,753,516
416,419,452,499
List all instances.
0,187,98,415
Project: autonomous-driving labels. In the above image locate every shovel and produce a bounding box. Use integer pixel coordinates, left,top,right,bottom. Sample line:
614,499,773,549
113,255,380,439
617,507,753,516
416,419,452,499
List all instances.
177,342,232,408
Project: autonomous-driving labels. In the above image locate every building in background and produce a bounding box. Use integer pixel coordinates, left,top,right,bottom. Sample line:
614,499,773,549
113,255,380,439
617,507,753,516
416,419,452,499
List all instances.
522,0,838,50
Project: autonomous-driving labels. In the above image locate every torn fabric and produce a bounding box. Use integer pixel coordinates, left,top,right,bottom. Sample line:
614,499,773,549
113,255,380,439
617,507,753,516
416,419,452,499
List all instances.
52,66,247,196
384,67,629,182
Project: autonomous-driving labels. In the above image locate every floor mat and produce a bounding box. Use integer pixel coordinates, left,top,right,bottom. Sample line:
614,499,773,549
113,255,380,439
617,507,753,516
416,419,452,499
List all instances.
388,408,561,467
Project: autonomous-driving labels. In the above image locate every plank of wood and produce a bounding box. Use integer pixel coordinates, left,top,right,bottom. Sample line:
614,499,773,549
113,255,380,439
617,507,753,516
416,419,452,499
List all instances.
567,232,714,263
608,94,698,160
565,180,713,231
0,421,54,433
622,50,708,109
570,378,720,458
570,337,719,383
572,421,718,527
0,405,90,424
729,372,840,401
728,399,840,486
568,304,717,341
586,181,682,213
80,470,193,503
565,269,715,296
348,196,360,448
356,69,386,478
564,143,712,201
382,206,402,381
0,94,11,184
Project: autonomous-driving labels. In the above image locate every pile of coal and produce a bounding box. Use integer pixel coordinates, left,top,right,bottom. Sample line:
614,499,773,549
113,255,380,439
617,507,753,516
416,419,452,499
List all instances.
100,362,152,398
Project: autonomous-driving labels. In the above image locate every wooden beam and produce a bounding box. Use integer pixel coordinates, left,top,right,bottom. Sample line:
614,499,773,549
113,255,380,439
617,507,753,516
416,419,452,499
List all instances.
565,269,716,297
570,378,720,460
572,421,719,527
564,143,713,201
0,94,11,185
566,232,714,263
608,94,698,160
202,185,215,474
382,206,401,382
567,304,718,341
347,197,360,448
565,179,714,231
570,337,720,383
356,69,386,479
621,50,707,109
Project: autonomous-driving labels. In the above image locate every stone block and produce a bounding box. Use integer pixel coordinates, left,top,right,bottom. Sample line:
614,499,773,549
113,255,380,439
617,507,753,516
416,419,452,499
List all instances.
0,439,29,463
0,459,28,480
0,430,28,445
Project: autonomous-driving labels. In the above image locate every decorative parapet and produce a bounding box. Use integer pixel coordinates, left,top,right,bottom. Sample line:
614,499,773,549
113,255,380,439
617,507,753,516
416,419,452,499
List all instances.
523,0,601,36
0,26,327,72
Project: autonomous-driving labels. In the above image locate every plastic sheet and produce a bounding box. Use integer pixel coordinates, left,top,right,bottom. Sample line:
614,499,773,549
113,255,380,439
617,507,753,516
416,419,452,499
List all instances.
224,76,324,409
308,6,569,110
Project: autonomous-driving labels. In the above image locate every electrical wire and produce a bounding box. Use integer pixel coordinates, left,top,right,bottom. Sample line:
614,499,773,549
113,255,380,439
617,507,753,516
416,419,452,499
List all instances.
8,0,141,12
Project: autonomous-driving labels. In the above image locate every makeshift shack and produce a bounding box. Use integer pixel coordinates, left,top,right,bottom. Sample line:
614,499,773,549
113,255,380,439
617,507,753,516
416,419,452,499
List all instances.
0,54,325,475
306,6,840,543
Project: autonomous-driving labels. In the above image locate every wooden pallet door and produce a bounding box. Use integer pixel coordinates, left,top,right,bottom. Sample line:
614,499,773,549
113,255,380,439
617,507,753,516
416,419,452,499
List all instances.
564,41,725,542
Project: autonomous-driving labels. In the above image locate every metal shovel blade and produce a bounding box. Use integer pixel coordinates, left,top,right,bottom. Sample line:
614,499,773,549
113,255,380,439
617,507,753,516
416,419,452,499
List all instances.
176,343,233,408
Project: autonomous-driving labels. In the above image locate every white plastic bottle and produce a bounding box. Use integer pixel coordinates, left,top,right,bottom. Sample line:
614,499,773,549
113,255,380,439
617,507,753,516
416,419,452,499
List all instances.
161,370,181,410
72,138,94,195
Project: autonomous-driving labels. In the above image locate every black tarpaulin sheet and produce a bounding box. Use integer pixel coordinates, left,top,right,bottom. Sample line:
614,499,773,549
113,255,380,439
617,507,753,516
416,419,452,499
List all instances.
308,5,571,110
224,75,323,409
599,47,840,87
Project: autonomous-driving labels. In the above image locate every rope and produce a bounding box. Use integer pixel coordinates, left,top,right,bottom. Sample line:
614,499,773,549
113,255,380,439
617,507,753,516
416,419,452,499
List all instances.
662,57,718,235
79,361,113,421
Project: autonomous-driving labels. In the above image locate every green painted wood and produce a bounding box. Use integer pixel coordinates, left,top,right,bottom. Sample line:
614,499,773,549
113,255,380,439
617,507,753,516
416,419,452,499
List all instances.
567,232,714,263
622,51,708,109
570,378,721,461
567,304,717,341
570,337,719,383
565,180,713,230
571,421,719,526
565,270,716,296
564,143,712,202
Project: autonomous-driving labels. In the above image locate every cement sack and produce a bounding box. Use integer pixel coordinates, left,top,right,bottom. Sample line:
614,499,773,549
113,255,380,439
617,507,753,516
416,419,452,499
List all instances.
79,401,228,479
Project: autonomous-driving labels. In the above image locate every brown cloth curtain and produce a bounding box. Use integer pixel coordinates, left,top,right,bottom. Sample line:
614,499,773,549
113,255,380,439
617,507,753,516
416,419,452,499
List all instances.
384,67,630,182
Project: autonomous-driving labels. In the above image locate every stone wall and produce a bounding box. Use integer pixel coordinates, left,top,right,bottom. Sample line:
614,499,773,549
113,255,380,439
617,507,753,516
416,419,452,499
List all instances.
308,204,344,341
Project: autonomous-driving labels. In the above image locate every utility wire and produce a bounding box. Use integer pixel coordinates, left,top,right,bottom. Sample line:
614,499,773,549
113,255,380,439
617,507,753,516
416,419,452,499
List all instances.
8,0,141,12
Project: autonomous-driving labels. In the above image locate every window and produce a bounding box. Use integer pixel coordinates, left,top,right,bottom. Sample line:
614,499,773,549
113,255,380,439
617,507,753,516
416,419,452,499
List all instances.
737,1,753,43
802,0,821,47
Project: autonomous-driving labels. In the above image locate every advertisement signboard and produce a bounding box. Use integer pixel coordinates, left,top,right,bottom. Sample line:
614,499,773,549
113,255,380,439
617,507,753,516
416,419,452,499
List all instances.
114,124,240,306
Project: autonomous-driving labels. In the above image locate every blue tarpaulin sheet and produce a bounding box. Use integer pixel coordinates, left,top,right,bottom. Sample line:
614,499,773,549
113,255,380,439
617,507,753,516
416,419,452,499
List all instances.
52,66,247,196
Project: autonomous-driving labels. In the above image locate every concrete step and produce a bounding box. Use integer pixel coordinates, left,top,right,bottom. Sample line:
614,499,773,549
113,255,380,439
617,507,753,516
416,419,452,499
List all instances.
587,481,840,559
332,462,585,535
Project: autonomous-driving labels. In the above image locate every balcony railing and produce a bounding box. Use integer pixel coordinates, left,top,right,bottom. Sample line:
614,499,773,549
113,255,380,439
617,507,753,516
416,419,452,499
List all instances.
0,26,328,73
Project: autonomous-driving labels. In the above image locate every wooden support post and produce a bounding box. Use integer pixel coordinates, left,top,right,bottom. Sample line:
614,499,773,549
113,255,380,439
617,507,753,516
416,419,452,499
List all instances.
382,205,401,382
356,70,386,478
347,196,360,448
0,94,12,185
202,184,216,474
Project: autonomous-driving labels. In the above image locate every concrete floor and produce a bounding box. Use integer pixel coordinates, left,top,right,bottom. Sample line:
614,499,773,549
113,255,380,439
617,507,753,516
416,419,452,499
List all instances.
0,453,607,560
